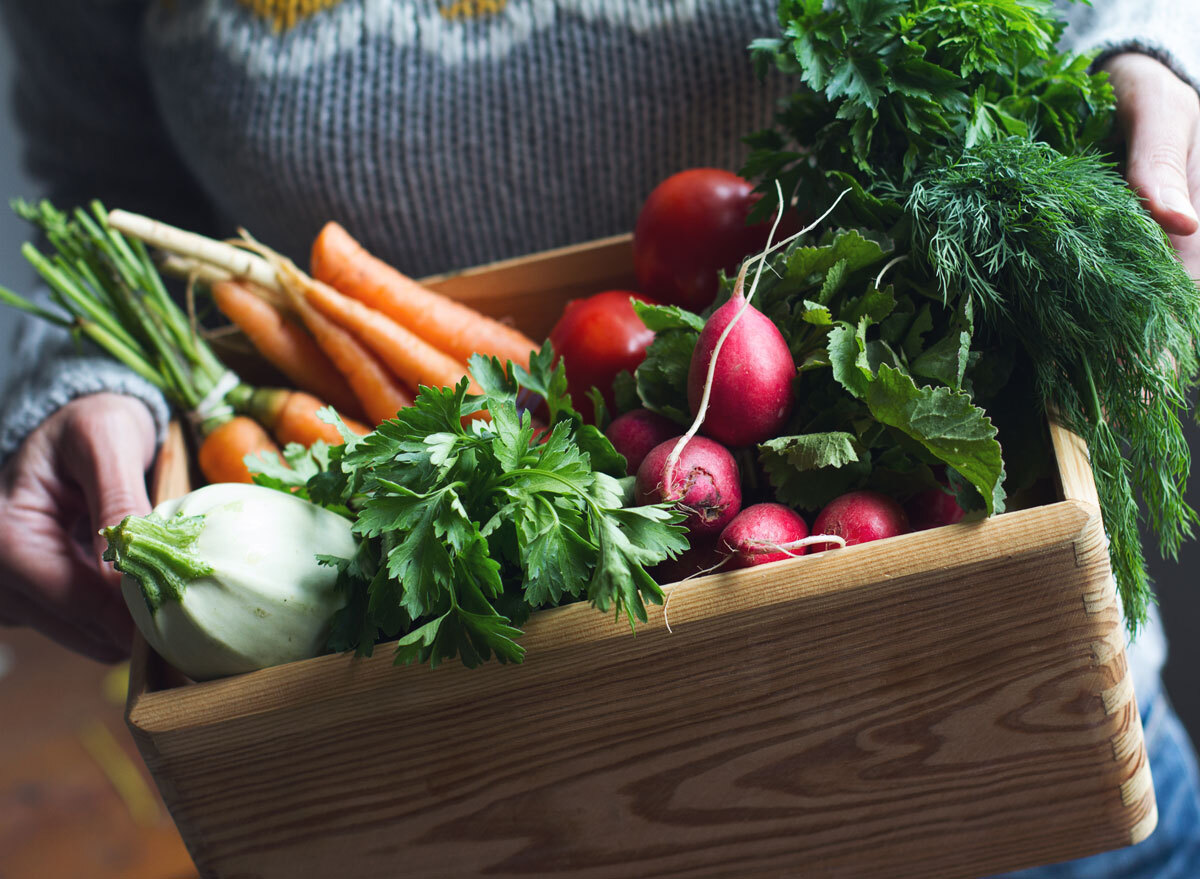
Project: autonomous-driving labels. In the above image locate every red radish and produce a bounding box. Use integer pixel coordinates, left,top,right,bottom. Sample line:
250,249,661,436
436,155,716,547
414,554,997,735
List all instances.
718,503,809,568
635,436,742,537
686,288,795,448
606,409,679,476
906,484,967,531
810,490,909,552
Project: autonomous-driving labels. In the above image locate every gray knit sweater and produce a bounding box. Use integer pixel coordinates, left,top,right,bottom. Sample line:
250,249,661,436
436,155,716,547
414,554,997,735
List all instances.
0,0,1193,695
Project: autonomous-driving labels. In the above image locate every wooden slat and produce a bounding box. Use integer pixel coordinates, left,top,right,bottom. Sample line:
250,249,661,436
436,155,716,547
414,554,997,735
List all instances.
1048,416,1101,508
127,496,1150,878
421,234,637,340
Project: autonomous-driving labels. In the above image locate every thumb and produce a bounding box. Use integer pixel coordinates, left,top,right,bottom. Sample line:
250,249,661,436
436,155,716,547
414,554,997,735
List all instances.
1108,54,1200,236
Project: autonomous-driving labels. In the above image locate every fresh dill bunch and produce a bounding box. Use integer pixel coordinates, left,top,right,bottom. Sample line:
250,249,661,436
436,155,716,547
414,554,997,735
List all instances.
905,138,1200,631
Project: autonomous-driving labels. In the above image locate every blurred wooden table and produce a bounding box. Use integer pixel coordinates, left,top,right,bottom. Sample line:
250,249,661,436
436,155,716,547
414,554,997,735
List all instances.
0,626,198,879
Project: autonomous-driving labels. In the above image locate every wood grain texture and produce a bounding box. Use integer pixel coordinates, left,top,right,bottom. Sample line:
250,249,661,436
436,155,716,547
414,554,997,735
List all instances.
126,236,1154,879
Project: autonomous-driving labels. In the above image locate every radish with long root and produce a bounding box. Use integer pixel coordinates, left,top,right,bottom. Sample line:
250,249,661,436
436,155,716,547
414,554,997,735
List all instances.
656,185,848,528
635,436,742,537
686,288,796,448
718,503,811,568
606,409,680,476
809,490,910,552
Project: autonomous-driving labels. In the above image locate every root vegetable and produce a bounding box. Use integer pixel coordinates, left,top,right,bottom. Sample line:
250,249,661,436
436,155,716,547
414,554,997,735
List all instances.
635,436,742,537
686,288,795,448
228,386,369,446
211,279,364,418
810,490,909,552
718,503,810,568
650,536,725,585
311,221,537,371
197,416,281,485
605,409,680,476
906,484,967,531
103,483,357,680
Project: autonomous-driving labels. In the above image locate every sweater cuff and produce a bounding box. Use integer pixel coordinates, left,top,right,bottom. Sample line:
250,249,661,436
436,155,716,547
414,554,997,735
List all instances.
1092,38,1200,96
0,353,171,468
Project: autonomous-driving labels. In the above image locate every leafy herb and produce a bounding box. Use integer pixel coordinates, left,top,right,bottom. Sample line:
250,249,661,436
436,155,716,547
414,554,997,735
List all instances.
905,139,1200,624
738,0,1199,632
745,0,1113,214
256,344,688,669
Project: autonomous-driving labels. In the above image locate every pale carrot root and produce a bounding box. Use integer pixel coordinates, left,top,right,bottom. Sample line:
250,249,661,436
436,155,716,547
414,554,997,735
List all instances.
311,221,537,371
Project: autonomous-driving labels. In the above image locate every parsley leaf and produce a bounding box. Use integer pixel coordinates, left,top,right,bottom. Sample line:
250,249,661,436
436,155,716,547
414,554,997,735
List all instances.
298,345,688,669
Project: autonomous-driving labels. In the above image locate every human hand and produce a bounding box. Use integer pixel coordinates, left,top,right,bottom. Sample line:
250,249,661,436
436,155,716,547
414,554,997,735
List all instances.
0,393,156,662
1104,53,1200,277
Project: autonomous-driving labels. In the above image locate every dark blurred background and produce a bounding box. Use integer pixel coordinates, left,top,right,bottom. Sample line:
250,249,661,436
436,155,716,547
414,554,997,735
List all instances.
0,18,1196,743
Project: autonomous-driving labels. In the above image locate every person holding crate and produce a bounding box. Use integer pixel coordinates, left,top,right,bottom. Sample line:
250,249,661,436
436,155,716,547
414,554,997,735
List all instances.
0,1,1197,875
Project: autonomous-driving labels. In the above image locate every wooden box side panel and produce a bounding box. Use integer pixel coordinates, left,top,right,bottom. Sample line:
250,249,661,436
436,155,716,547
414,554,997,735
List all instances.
421,233,637,340
130,501,1151,879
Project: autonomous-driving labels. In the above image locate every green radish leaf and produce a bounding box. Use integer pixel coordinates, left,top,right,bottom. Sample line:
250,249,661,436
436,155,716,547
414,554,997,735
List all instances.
911,329,971,389
862,364,1005,515
635,329,697,424
758,432,861,471
632,300,706,333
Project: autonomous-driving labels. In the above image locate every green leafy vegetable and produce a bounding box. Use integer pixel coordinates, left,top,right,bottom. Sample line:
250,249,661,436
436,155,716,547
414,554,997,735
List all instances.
746,0,1113,213
268,343,689,669
905,138,1200,624
738,0,1199,633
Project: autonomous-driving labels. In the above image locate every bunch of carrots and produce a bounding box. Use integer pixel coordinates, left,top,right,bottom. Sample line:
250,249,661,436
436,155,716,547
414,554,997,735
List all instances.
2,201,537,485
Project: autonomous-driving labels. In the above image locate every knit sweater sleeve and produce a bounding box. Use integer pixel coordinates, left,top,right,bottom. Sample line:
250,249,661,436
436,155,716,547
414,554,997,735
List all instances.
1056,0,1200,93
0,0,216,466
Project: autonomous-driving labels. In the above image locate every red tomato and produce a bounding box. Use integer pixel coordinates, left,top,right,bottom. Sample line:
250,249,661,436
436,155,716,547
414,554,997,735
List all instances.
548,290,656,423
633,168,779,311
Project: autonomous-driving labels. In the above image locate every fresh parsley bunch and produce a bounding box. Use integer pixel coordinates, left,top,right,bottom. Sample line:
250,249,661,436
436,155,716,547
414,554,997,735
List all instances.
253,344,689,669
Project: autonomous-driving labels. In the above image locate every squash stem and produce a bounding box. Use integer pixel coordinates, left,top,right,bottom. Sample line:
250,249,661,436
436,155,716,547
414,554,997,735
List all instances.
102,513,214,612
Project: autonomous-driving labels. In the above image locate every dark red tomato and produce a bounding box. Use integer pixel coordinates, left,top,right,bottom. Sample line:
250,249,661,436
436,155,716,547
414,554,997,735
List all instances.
548,290,656,423
633,168,779,311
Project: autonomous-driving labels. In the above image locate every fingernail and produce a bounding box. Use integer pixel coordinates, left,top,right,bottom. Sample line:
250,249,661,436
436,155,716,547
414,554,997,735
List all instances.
1158,186,1199,222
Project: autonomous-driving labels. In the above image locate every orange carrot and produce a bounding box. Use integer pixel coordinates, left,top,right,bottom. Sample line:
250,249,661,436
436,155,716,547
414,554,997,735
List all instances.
230,386,370,446
197,416,281,485
281,280,415,425
276,259,481,397
311,222,537,371
211,279,365,420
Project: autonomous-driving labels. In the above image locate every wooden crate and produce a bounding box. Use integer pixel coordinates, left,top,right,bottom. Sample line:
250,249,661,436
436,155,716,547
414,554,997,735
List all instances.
126,235,1155,879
